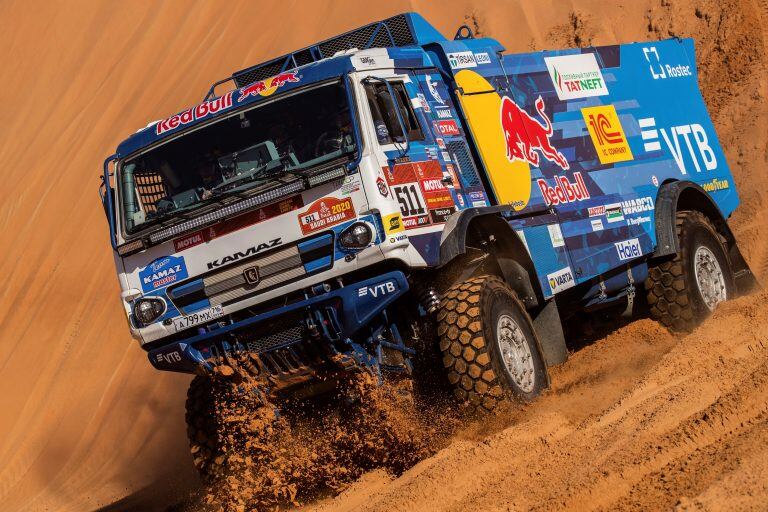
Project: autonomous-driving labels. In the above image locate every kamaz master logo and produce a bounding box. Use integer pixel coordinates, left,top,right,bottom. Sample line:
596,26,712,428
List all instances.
139,255,188,292
206,238,282,270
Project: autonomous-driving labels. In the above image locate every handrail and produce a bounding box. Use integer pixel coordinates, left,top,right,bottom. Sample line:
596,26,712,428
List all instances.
102,154,118,250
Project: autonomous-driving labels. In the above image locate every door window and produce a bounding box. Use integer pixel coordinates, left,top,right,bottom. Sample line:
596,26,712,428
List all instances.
364,81,424,145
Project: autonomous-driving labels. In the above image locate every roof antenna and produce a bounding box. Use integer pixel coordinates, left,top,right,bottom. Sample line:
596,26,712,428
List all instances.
453,24,474,40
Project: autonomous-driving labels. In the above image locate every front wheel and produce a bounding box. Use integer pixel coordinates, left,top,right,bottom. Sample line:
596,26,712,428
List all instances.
436,275,548,412
646,210,735,332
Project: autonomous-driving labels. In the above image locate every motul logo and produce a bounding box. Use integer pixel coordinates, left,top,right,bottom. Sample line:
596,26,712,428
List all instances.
537,172,590,206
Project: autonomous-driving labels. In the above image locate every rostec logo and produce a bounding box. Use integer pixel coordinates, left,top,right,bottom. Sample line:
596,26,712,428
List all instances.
447,51,477,69
639,117,717,174
501,95,569,171
615,238,643,261
358,281,396,298
544,53,608,100
547,266,575,294
156,92,234,135
642,47,692,80
537,172,590,206
581,105,633,164
238,72,300,101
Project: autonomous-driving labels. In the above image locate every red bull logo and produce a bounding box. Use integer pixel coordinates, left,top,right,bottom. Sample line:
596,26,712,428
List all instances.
500,95,569,171
238,72,300,101
156,92,234,135
537,172,590,206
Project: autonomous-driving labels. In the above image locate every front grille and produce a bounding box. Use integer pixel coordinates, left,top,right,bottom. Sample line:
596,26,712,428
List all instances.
168,233,334,314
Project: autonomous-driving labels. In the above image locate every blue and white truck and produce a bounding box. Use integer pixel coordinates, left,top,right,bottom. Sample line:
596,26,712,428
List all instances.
101,13,756,478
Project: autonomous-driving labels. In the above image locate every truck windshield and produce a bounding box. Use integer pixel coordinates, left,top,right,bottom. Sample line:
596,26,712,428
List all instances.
119,80,355,234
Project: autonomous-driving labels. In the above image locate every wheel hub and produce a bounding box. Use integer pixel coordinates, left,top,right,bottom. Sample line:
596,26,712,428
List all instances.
496,314,535,393
693,245,727,311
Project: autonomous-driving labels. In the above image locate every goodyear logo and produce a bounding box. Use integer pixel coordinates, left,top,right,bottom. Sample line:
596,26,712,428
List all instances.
581,105,633,164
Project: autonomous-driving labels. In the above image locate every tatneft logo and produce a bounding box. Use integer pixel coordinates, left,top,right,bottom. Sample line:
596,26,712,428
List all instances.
639,117,717,174
547,266,575,294
544,53,608,100
642,47,693,80
358,281,396,298
447,51,477,69
615,238,643,261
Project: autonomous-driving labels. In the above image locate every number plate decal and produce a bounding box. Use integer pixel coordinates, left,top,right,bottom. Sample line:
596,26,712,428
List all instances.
173,305,224,331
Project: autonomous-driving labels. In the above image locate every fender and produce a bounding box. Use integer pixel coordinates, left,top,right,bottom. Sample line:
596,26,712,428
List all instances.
653,180,758,294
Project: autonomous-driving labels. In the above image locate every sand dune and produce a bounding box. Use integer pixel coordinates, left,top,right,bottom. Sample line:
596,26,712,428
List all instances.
0,0,765,511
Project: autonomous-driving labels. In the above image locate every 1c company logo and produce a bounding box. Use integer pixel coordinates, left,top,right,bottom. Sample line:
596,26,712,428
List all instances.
581,105,633,164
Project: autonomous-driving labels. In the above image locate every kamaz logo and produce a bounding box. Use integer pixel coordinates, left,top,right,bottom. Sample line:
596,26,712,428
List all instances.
206,238,282,269
358,281,396,298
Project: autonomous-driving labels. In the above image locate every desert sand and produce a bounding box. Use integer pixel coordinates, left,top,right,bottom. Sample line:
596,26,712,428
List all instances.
0,0,766,511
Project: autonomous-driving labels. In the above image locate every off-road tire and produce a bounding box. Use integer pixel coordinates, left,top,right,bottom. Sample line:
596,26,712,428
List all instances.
185,375,222,482
436,275,547,412
646,210,735,332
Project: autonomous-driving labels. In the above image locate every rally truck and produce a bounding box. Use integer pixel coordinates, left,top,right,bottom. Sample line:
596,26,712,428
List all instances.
101,13,756,478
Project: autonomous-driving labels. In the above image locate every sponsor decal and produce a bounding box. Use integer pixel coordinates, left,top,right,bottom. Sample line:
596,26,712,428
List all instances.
445,164,460,187
447,51,477,69
537,172,590,206
639,117,717,174
389,233,408,243
402,215,431,229
156,92,234,135
544,53,608,100
429,206,456,223
605,203,625,223
298,196,355,235
627,215,652,226
615,238,643,261
206,238,282,270
457,193,465,208
238,71,300,101
358,280,396,298
356,55,377,67
383,212,404,234
435,137,446,149
652,175,660,187
139,255,188,292
426,75,445,104
417,93,430,112
376,176,389,197
426,147,438,160
591,218,604,231
472,201,488,207
474,52,492,64
547,266,575,294
501,95,569,170
341,175,361,195
588,205,606,217
441,151,452,162
548,223,565,248
642,46,692,80
621,196,655,215
435,120,460,136
702,177,730,192
581,105,633,164
173,196,302,252
435,107,453,119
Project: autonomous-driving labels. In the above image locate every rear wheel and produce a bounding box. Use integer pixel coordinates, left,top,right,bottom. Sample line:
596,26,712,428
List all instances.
646,210,735,331
436,275,547,412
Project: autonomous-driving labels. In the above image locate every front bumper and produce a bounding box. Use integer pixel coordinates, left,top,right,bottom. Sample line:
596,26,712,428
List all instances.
147,271,409,376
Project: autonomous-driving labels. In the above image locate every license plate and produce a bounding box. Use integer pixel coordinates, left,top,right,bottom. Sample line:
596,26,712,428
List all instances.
173,305,224,331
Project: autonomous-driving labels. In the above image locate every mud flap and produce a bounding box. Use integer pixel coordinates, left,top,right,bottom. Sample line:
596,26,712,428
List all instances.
531,299,568,368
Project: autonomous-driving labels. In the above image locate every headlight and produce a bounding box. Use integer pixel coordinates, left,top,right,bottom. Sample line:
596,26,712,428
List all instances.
133,297,166,325
339,222,373,249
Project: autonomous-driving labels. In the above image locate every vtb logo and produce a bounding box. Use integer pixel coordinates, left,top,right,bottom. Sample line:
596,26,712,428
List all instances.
581,105,633,164
639,117,717,174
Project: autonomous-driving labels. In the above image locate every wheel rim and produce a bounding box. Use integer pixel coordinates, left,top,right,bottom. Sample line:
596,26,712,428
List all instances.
693,245,727,311
496,314,535,393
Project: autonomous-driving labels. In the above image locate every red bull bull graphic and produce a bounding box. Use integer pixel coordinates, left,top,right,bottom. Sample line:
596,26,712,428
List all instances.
238,72,300,101
500,95,569,171
155,92,234,135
